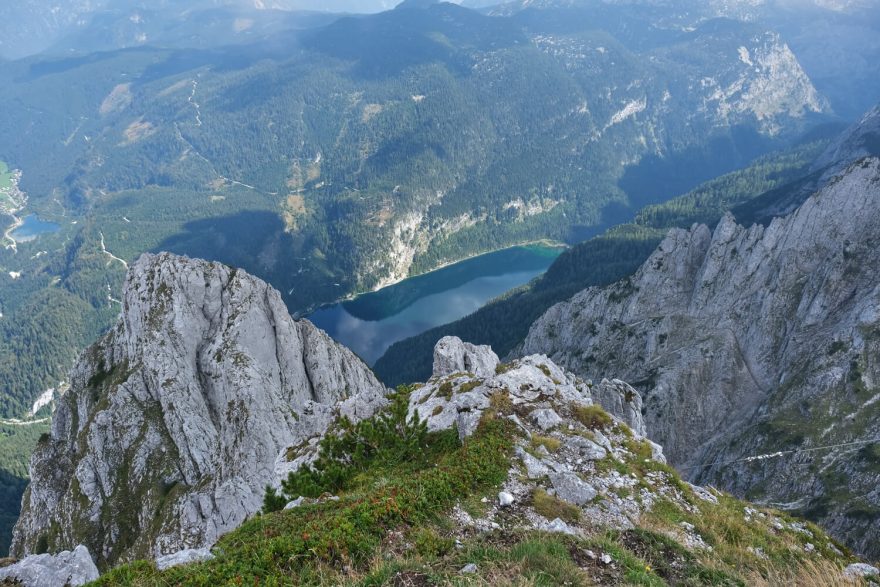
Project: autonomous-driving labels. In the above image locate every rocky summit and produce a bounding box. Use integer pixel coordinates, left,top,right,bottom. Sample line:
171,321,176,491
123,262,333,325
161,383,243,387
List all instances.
6,252,876,584
10,253,387,568
92,332,868,585
522,156,880,557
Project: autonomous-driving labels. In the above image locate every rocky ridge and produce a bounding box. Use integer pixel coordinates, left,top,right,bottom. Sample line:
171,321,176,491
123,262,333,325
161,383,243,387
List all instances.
10,252,388,568
95,335,872,585
521,156,880,557
5,247,873,583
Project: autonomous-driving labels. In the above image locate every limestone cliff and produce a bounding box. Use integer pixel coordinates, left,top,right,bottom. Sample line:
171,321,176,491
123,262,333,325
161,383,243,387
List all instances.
521,156,880,557
10,253,388,568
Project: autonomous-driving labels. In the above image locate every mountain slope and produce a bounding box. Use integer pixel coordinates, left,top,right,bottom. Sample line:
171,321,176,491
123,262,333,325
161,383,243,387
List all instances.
10,253,387,567
521,156,880,557
5,259,870,582
0,0,830,420
94,348,865,585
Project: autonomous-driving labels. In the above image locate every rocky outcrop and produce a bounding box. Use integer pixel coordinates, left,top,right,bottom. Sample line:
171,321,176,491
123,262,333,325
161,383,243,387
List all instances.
812,104,880,177
288,337,683,534
155,548,214,571
281,337,855,574
420,349,646,440
591,378,645,437
0,545,99,587
432,336,499,379
521,157,880,557
844,563,880,580
11,253,388,568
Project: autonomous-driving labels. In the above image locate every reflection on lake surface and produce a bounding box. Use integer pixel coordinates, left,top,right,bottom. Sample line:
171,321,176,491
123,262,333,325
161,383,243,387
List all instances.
308,244,562,364
10,215,60,243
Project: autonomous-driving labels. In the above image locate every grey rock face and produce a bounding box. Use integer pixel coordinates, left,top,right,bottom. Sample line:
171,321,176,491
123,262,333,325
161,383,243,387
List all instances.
528,408,563,431
11,253,387,568
812,105,880,177
432,336,499,379
522,158,880,557
0,545,99,587
844,563,880,579
592,379,645,437
515,446,553,479
549,472,598,506
155,548,215,571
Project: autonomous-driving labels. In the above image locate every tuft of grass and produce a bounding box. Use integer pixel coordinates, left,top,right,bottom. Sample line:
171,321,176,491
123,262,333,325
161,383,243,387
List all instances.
508,538,587,586
459,379,482,393
572,404,613,430
489,390,514,416
412,528,454,559
746,558,854,587
495,362,514,375
438,381,454,399
530,435,561,453
532,488,581,525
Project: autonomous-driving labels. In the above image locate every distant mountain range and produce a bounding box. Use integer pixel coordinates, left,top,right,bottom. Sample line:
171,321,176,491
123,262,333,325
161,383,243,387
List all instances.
0,0,403,60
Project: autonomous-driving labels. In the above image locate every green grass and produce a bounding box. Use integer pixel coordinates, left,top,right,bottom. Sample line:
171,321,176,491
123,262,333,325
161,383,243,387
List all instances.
532,488,581,525
530,435,561,453
96,415,516,585
571,404,613,430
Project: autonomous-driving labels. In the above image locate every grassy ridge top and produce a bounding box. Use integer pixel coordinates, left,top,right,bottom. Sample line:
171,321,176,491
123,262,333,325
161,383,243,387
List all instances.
95,386,868,586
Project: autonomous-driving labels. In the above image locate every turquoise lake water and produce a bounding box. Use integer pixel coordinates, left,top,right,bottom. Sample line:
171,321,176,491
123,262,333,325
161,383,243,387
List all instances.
10,215,60,242
308,244,562,364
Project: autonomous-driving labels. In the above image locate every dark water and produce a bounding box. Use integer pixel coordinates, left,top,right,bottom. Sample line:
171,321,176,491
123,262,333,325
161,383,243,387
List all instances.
308,244,562,364
10,215,60,242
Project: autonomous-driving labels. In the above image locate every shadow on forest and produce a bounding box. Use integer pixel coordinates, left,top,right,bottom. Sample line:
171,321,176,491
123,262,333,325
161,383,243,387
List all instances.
153,210,298,293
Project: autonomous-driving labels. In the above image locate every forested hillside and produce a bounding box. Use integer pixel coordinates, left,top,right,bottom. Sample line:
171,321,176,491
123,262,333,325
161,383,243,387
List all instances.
0,0,830,420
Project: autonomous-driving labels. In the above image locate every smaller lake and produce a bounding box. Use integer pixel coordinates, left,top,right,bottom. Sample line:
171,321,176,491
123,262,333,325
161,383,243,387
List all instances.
308,244,562,365
10,215,60,243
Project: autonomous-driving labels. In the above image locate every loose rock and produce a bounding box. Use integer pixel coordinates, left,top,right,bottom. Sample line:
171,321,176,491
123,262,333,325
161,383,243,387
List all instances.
156,548,215,571
0,545,99,587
